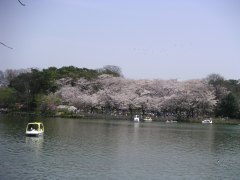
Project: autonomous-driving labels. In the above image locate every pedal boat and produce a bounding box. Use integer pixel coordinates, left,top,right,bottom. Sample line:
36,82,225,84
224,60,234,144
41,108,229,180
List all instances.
26,122,44,136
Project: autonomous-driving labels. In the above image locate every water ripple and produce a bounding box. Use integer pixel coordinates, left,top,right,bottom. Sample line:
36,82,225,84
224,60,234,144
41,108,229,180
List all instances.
1,118,240,179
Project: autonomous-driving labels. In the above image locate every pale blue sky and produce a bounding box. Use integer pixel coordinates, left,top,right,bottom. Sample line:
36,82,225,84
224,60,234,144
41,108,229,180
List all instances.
0,0,240,80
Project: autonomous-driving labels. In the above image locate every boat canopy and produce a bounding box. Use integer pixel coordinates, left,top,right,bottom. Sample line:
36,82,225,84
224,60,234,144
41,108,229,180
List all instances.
26,122,44,131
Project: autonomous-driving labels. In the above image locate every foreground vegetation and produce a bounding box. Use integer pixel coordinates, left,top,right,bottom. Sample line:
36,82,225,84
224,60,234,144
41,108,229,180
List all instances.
0,66,240,122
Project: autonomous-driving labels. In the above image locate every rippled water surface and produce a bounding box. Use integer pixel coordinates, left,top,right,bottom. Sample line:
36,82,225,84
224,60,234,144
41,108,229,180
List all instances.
1,115,240,179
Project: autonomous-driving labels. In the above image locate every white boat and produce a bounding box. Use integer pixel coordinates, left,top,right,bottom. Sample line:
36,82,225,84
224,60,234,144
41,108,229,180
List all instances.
134,115,140,122
202,119,213,124
166,120,178,123
26,122,44,136
143,116,152,122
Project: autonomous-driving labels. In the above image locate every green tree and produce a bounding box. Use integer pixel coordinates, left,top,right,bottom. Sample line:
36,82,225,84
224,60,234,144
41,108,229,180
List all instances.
0,87,17,108
35,94,61,114
100,65,123,77
9,72,32,110
217,93,239,118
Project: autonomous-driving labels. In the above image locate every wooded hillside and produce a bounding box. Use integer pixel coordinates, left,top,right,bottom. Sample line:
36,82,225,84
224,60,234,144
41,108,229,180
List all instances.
0,66,239,120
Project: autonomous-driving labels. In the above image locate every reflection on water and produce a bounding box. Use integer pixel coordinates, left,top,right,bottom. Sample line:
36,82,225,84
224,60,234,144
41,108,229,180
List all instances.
133,122,139,128
25,136,44,153
0,115,240,179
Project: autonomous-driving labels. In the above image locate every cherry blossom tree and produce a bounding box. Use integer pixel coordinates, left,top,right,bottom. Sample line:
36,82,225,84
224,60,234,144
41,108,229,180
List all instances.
55,74,217,120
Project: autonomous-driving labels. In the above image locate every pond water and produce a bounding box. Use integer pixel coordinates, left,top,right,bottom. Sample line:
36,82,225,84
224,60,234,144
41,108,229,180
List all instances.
0,115,240,179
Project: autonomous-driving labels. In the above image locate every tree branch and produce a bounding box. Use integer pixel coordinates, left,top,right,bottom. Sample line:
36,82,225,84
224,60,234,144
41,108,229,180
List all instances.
0,1,26,49
18,0,26,6
0,42,13,49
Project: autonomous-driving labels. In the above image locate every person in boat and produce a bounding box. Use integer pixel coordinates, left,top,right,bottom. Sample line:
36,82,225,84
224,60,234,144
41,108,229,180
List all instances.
30,126,35,131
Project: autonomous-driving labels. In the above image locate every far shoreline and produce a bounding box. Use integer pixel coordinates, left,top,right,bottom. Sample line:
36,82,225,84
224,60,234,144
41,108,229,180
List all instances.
1,111,240,125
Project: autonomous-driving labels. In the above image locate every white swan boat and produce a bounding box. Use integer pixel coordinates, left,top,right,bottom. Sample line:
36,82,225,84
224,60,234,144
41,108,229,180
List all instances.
166,120,178,123
134,115,140,122
202,119,213,124
143,116,152,122
26,122,44,136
